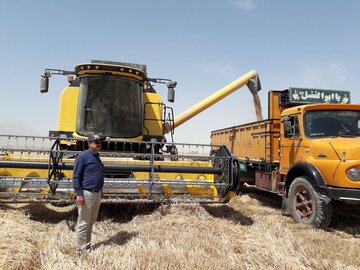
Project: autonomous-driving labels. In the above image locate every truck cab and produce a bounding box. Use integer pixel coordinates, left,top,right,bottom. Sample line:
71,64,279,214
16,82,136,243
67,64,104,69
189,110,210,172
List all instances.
280,102,360,226
281,104,360,187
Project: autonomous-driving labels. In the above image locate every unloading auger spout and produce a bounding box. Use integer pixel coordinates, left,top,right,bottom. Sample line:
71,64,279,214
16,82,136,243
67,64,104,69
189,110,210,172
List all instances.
163,70,262,134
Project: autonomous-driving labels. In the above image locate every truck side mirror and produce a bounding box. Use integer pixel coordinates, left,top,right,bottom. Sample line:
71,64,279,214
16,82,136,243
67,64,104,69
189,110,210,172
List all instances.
40,75,49,93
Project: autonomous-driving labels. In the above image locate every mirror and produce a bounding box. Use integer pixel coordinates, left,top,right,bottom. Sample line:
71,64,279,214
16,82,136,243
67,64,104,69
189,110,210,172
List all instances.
283,121,291,137
168,88,175,103
40,76,49,93
166,81,177,103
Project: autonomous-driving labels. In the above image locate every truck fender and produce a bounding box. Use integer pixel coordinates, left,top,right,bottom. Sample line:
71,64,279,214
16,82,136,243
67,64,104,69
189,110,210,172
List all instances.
284,162,326,195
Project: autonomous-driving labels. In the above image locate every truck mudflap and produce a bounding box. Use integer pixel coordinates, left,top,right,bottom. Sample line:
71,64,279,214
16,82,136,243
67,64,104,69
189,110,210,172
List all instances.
318,186,360,200
0,135,237,203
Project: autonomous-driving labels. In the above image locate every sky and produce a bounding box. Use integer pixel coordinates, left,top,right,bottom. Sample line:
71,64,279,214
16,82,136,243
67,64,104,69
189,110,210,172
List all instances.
0,0,359,144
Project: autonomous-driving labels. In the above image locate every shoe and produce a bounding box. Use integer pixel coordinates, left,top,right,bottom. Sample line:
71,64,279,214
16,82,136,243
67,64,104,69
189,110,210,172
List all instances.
85,244,94,252
76,251,83,259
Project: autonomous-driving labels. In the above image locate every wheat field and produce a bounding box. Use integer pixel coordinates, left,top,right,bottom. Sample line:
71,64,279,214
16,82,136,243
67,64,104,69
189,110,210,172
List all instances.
1,189,359,270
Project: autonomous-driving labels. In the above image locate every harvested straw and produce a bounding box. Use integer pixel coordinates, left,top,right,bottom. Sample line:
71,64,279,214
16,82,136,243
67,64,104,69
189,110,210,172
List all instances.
0,193,359,270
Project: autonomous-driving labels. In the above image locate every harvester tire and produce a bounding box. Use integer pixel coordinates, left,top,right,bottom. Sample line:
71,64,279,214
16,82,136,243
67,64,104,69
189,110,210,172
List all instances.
235,182,244,195
231,159,244,195
288,176,332,229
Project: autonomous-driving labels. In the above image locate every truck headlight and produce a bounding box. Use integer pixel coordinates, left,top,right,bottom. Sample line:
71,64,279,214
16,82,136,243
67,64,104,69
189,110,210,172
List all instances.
347,167,360,181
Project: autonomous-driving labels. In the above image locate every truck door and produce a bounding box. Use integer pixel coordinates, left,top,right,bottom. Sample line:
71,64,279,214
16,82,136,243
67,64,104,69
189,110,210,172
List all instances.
279,114,301,175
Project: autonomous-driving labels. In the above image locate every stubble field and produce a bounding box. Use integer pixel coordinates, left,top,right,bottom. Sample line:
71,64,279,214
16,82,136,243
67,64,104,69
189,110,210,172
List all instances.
1,189,359,270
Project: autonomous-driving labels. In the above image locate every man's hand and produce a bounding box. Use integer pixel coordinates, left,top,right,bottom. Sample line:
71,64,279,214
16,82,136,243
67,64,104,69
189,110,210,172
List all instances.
76,195,85,206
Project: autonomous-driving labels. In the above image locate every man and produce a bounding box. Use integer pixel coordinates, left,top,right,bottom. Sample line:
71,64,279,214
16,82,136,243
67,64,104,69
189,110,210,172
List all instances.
73,134,104,256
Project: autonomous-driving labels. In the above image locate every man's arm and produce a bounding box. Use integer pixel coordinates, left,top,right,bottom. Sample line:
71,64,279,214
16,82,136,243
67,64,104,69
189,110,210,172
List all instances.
73,154,85,197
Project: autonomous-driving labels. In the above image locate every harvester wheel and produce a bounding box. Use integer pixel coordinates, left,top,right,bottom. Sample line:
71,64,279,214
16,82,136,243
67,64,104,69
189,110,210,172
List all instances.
288,176,332,229
235,182,244,195
231,159,244,195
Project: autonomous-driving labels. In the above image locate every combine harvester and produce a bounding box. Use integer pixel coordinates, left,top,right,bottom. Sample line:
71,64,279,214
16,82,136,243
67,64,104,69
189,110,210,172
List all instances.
0,60,260,204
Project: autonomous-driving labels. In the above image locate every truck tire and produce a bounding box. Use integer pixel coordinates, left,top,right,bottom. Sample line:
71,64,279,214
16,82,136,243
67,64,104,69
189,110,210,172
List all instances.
288,176,332,229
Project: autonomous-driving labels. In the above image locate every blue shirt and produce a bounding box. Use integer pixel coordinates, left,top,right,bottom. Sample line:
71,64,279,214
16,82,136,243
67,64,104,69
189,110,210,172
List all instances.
73,149,104,196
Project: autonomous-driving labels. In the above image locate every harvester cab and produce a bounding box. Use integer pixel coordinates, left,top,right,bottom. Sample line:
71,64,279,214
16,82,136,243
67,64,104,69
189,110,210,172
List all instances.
40,60,177,149
0,60,261,204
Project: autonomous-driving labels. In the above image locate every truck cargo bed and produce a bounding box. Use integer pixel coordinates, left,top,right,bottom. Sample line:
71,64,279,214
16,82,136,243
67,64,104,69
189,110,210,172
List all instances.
211,119,280,163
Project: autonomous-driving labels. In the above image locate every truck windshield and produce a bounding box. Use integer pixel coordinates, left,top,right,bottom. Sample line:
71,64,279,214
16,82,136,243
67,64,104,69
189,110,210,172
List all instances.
304,110,360,138
76,75,142,138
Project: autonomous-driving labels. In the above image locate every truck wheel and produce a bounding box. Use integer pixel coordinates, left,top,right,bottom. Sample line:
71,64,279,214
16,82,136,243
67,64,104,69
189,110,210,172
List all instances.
288,176,332,229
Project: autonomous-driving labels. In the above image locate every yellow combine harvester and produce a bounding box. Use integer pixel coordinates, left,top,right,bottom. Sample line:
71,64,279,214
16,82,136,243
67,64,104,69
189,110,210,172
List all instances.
0,60,261,203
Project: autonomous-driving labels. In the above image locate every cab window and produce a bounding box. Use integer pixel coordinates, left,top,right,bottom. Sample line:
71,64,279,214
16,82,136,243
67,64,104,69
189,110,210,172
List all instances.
284,115,300,139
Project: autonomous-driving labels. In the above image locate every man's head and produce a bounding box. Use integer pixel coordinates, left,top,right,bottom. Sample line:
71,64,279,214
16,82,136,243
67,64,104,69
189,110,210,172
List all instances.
88,134,103,152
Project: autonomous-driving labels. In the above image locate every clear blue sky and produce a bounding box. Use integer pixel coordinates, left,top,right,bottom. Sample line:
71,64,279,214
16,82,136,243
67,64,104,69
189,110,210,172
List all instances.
1,0,359,143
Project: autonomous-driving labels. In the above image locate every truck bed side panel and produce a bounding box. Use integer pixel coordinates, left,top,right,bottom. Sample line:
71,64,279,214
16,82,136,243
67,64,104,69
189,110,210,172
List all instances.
211,119,280,163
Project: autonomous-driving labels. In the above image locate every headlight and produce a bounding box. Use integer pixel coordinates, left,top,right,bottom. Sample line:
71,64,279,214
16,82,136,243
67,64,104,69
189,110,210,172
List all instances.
347,167,360,181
